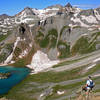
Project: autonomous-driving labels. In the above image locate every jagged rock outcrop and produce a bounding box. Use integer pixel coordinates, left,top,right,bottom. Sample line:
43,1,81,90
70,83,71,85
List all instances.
0,3,100,64
17,23,33,41
0,43,13,63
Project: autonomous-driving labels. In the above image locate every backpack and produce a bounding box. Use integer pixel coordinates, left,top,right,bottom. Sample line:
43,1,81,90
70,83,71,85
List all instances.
88,80,94,88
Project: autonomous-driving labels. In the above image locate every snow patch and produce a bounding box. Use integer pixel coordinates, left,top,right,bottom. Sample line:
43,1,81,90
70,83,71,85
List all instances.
93,57,100,63
86,64,96,70
4,37,20,64
29,24,35,27
81,33,88,36
88,28,94,31
19,49,28,58
73,8,81,17
71,17,89,27
98,28,100,31
57,91,65,95
21,18,35,23
40,93,45,97
33,8,58,20
81,15,98,24
27,50,59,74
29,43,32,47
93,74,100,77
46,8,59,11
10,61,15,64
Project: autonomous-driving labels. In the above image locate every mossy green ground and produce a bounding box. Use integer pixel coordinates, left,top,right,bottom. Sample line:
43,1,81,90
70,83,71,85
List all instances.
60,26,70,36
0,43,13,63
36,28,58,48
0,31,12,42
71,36,96,55
53,55,89,68
2,64,100,100
12,46,35,67
57,40,70,58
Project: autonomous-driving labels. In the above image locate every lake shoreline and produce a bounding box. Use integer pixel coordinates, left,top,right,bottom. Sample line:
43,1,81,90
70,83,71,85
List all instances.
0,66,30,95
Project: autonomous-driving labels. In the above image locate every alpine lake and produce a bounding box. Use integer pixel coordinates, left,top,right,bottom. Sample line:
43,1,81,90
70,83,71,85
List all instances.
0,66,30,95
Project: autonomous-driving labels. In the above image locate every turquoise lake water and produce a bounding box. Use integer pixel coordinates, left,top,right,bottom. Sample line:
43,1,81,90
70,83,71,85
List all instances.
0,66,30,95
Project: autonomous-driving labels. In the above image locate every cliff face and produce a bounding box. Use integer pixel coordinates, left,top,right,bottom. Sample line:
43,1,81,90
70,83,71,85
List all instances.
0,3,100,65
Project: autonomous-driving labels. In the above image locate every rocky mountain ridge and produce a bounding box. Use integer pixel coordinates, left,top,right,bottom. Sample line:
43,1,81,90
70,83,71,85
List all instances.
0,3,100,66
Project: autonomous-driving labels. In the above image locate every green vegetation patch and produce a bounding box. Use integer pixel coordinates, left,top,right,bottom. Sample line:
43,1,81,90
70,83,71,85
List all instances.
35,31,44,44
27,68,81,83
13,47,22,58
44,81,85,100
36,31,44,38
4,64,100,100
60,26,70,36
49,38,57,48
73,26,81,29
0,53,7,63
82,64,100,77
47,29,58,48
4,76,38,100
71,36,96,55
57,40,70,59
91,32,100,45
53,56,88,68
45,72,100,100
30,64,100,83
53,81,84,93
4,43,13,51
37,28,58,48
94,89,100,93
92,32,100,37
0,43,13,63
39,36,49,48
47,29,58,37
39,26,45,31
35,30,49,48
13,59,26,67
0,30,12,42
13,46,35,67
4,69,82,100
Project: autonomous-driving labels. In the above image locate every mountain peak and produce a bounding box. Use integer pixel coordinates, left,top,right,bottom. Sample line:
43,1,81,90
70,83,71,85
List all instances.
65,3,72,8
0,14,8,16
16,6,36,17
24,7,32,10
0,14,11,19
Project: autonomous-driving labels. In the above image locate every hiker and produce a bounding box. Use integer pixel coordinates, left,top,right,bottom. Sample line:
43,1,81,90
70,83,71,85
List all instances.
82,76,95,91
86,76,95,90
85,76,95,99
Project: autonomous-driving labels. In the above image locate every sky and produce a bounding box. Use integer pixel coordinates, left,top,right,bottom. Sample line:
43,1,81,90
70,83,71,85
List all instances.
0,0,100,16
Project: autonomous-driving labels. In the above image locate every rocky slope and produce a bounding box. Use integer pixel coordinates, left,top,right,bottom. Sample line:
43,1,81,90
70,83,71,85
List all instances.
0,3,100,69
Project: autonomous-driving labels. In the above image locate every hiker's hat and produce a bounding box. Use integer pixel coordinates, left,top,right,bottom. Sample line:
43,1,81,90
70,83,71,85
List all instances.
88,76,91,79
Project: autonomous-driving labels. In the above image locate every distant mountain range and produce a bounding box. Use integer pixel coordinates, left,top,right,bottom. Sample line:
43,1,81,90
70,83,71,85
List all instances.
0,3,100,66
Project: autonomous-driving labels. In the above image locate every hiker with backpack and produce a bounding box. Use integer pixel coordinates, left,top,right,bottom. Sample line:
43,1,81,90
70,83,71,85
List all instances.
85,76,95,99
86,76,95,90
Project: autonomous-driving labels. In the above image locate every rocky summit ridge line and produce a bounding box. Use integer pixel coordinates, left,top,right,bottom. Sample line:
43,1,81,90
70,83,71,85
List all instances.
0,3,100,67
